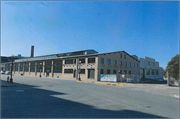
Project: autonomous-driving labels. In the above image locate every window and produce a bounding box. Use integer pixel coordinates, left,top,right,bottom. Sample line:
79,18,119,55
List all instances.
124,70,127,74
113,60,117,65
120,54,122,58
30,62,35,72
37,62,43,72
133,63,135,67
113,70,116,74
128,62,131,67
24,62,29,72
119,60,122,66
20,63,23,71
146,61,150,65
15,63,18,71
64,69,73,73
100,69,104,74
80,69,85,74
124,61,127,66
156,70,158,75
79,58,85,63
88,58,95,63
118,70,122,74
100,58,104,64
129,70,131,75
45,61,52,73
151,62,154,66
74,59,76,64
107,59,111,65
65,59,73,64
124,55,126,59
137,63,138,67
152,69,154,75
53,60,62,73
107,69,110,74
146,69,150,75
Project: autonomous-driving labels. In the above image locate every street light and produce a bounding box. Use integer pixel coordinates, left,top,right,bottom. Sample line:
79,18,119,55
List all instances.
78,61,81,81
10,54,14,83
40,63,42,77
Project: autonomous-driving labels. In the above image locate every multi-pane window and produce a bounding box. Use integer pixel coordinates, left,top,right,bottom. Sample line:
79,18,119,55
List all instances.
152,69,154,75
80,69,85,74
20,63,23,71
124,61,127,66
129,70,131,75
37,62,43,72
65,59,73,64
128,62,131,67
79,58,85,63
107,69,110,74
53,60,62,73
107,59,111,65
146,69,150,75
30,62,35,72
124,70,127,74
64,69,73,73
88,58,95,63
113,70,116,74
100,58,104,64
24,62,29,72
100,69,104,74
15,63,18,71
146,61,150,65
113,60,117,65
120,54,122,58
45,61,52,73
119,60,122,66
124,55,126,59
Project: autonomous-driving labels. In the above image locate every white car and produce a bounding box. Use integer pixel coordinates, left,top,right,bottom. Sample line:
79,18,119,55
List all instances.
0,71,5,74
5,71,11,75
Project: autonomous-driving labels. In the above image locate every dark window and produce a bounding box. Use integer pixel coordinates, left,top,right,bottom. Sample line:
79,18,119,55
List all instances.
65,59,73,64
88,58,95,63
30,62,35,72
124,62,127,66
64,69,73,73
146,69,150,75
74,59,76,64
37,62,43,72
20,63,23,71
113,70,116,74
45,61,52,73
80,69,85,74
100,58,104,64
124,70,127,74
107,59,111,65
15,63,18,71
113,60,117,65
152,69,154,75
137,63,139,67
53,60,62,73
128,62,131,67
79,58,85,63
24,62,29,72
124,55,126,59
107,69,110,74
129,70,131,74
120,54,122,58
119,60,122,66
156,70,158,75
133,63,135,67
100,69,104,74
118,70,122,74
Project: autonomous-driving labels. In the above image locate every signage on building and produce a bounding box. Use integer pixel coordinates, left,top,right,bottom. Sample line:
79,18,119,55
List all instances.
100,74,117,82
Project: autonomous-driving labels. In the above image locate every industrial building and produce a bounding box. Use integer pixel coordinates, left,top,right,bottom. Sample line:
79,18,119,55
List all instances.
2,49,140,81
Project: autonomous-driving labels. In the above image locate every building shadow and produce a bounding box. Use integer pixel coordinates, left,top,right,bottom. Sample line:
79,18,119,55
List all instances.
1,80,165,118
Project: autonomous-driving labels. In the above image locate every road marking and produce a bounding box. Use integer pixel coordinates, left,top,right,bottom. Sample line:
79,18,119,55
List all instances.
169,95,179,98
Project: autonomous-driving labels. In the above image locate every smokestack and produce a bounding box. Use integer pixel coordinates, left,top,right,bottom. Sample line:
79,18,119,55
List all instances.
31,45,34,57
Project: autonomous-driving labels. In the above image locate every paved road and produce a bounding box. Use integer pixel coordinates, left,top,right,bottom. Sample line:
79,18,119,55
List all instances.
1,75,179,118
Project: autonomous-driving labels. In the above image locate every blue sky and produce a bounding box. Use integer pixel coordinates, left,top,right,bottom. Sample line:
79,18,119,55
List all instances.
1,1,179,69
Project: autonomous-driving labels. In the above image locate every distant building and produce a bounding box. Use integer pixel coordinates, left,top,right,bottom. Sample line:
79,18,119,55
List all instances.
2,49,140,81
138,56,163,80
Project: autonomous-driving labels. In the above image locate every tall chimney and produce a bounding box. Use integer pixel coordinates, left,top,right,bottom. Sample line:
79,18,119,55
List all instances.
31,45,34,57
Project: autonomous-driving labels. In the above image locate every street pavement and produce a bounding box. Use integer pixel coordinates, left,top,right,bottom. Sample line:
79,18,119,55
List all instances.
0,74,179,118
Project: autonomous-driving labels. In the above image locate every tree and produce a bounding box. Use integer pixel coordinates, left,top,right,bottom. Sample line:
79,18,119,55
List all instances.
166,54,179,80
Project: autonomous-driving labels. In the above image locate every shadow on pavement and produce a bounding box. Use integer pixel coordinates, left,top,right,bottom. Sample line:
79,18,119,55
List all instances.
1,80,165,118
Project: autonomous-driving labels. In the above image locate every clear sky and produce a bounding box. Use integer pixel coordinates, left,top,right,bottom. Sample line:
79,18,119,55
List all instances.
1,1,179,69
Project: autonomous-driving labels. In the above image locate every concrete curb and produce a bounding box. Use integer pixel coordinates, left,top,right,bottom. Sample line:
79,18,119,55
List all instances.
77,81,123,86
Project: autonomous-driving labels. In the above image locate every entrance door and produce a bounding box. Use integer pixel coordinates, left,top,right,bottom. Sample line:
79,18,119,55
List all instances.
46,70,49,77
73,70,76,78
88,69,95,79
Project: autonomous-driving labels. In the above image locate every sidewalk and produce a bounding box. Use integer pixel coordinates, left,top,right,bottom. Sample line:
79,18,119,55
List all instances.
1,79,20,87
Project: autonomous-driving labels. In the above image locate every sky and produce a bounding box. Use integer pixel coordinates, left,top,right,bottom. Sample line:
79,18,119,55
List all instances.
1,1,179,69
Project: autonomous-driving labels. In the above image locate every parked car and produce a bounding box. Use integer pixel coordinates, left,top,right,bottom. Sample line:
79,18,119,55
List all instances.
0,71,5,74
126,77,140,83
5,71,11,75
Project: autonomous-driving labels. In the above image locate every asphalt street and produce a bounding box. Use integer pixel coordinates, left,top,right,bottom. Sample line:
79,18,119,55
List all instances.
1,75,179,118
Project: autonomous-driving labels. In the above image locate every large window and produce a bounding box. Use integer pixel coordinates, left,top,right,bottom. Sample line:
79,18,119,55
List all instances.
124,61,127,66
113,70,116,74
20,63,23,71
45,61,52,73
64,69,73,73
119,60,122,66
24,62,29,72
15,63,18,71
88,58,95,63
80,69,85,74
107,59,111,65
37,62,43,72
30,62,35,72
113,60,117,65
79,58,85,63
120,54,122,58
100,69,104,74
65,59,73,64
146,69,150,75
128,62,131,67
53,60,62,73
107,69,110,74
100,58,104,64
